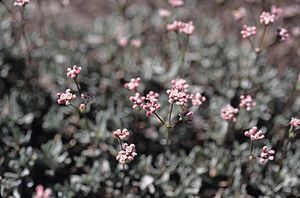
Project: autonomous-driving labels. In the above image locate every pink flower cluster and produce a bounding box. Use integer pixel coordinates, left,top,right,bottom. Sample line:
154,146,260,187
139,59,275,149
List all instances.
158,9,171,18
241,25,257,39
244,126,265,140
143,91,161,116
56,89,76,105
239,95,256,111
67,65,81,79
166,79,206,107
124,77,141,91
278,28,290,41
290,117,300,128
259,12,276,25
260,146,275,164
33,185,52,198
221,105,239,122
168,0,184,7
233,7,246,21
116,143,137,164
167,21,195,35
118,37,142,48
113,128,130,140
271,5,282,20
14,0,30,7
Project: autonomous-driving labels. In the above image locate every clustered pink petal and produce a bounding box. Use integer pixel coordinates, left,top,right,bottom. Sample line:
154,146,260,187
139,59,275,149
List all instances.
130,39,142,49
79,103,86,112
271,5,282,20
142,91,161,116
56,89,76,105
278,28,290,41
113,128,130,140
190,93,206,106
221,105,239,122
233,7,246,21
33,185,52,198
168,0,184,7
290,117,300,128
167,21,195,35
129,93,145,109
124,77,141,91
66,65,81,79
116,143,137,164
14,0,30,7
166,79,190,106
118,37,128,47
171,79,189,91
259,12,275,25
241,25,257,39
260,146,275,164
244,126,265,140
239,95,256,111
158,9,171,18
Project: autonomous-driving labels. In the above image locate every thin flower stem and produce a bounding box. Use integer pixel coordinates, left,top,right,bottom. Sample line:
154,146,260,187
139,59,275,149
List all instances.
69,103,79,111
168,103,174,125
122,164,126,197
74,78,81,94
259,25,267,48
20,8,31,60
153,112,167,128
250,140,254,159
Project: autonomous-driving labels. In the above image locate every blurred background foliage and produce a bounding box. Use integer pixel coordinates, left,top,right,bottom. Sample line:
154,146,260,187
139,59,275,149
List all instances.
0,0,299,197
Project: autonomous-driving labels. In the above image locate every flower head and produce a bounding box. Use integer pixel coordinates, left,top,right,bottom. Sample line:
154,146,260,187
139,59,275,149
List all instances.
233,7,246,21
142,91,161,116
67,65,81,79
33,185,52,198
57,89,76,105
290,117,300,128
158,9,171,18
168,0,184,7
221,105,239,122
124,77,141,91
259,12,275,25
14,0,30,7
271,5,282,20
116,143,137,164
118,37,128,47
278,28,290,41
241,25,256,39
113,128,130,140
167,79,190,106
190,93,206,106
167,21,195,35
130,39,142,49
260,146,275,164
239,95,256,111
79,103,86,112
129,93,145,109
244,126,265,140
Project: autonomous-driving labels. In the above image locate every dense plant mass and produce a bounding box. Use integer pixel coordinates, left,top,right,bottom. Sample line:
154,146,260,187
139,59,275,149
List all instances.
0,0,299,197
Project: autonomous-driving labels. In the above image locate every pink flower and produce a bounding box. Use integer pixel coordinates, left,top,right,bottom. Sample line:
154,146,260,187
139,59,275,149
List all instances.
233,7,246,21
33,185,52,198
79,103,86,112
290,117,300,128
129,93,145,109
244,126,265,140
158,9,171,18
118,37,128,47
66,65,81,79
168,0,184,7
260,146,275,164
113,128,130,140
221,105,239,122
259,12,275,25
167,79,190,106
190,93,206,106
116,143,137,164
124,77,141,91
130,39,142,49
14,0,30,7
239,95,256,111
142,91,161,116
171,79,189,90
271,5,282,20
278,28,290,41
241,25,256,39
56,89,76,105
167,21,195,35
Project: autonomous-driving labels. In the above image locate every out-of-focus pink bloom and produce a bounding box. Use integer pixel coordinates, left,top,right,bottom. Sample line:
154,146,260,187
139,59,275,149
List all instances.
129,93,145,109
113,128,130,140
167,79,190,106
57,89,76,105
190,93,206,106
244,126,265,140
241,25,256,39
259,12,275,25
221,105,239,122
290,117,300,128
118,37,128,47
278,28,290,41
239,95,256,111
260,146,275,164
142,91,161,116
124,77,141,91
271,5,282,20
168,0,184,7
158,9,171,18
130,39,142,49
79,103,86,112
171,79,189,90
67,65,81,79
233,7,246,21
167,21,195,35
14,0,30,7
33,185,52,198
116,143,137,164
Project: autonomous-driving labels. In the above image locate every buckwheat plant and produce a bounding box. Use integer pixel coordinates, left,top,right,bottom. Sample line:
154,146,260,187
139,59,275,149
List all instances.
33,185,52,198
289,117,300,138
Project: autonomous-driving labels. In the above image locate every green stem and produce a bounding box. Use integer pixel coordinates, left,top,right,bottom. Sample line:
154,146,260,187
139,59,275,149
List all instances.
249,140,254,159
259,25,267,49
74,78,81,95
153,112,167,128
168,103,174,125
